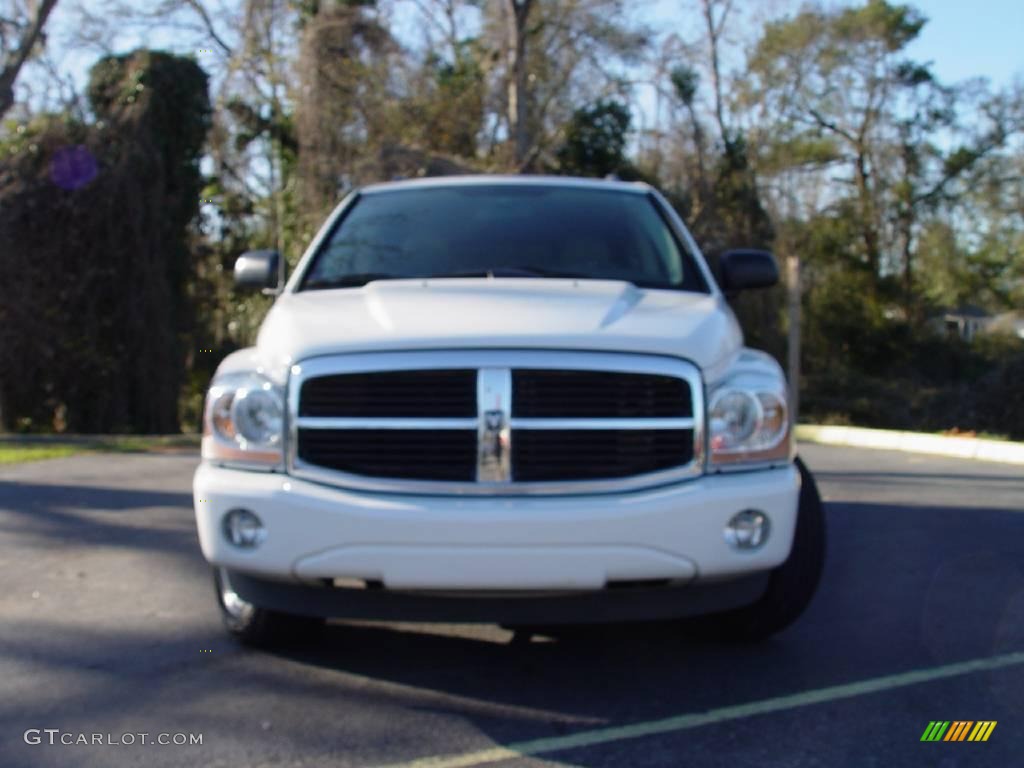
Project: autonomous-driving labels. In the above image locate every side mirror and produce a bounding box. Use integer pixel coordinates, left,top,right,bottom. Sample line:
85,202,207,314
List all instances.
234,250,282,293
718,249,779,293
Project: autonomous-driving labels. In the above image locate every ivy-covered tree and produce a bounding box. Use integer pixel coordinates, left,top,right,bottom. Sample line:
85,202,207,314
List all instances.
0,50,210,432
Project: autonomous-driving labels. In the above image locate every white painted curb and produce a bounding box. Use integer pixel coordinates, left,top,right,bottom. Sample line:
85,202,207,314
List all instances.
795,424,1024,465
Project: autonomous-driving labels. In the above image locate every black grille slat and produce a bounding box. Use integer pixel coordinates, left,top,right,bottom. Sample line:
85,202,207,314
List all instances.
300,370,476,417
512,429,693,482
513,370,691,418
298,428,476,481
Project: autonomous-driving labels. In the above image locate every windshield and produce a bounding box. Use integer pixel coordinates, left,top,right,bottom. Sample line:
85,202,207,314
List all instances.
299,184,706,291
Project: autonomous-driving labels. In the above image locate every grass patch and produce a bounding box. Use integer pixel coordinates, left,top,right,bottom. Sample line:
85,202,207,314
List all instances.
0,434,200,465
0,444,85,464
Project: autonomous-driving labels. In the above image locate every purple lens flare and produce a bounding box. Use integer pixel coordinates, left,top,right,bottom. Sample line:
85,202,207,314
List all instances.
49,145,99,190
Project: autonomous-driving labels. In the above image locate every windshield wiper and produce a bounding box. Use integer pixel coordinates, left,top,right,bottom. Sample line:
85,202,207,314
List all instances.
303,273,401,290
521,265,679,289
428,266,677,288
303,268,585,289
429,266,596,280
305,267,676,290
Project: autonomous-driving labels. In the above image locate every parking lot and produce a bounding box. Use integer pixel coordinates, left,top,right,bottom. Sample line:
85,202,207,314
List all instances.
2,443,1022,767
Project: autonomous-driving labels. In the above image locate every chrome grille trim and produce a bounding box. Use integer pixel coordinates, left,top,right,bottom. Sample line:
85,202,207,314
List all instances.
294,417,696,430
296,417,478,430
510,417,695,430
288,350,705,495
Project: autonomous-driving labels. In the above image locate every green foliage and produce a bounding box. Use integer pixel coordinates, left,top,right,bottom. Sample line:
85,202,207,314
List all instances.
417,40,487,158
706,137,774,248
834,0,925,51
557,99,631,177
802,330,1024,439
667,137,782,362
752,0,924,73
669,66,698,107
796,202,1024,438
758,135,841,173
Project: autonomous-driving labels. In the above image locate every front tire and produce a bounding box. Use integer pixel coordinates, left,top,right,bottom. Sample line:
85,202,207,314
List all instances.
213,567,324,648
701,456,826,641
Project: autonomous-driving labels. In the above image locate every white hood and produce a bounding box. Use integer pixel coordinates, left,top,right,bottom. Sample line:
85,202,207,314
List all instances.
253,278,742,373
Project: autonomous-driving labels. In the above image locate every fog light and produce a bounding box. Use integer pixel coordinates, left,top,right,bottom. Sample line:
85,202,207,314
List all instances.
725,509,769,550
222,508,266,549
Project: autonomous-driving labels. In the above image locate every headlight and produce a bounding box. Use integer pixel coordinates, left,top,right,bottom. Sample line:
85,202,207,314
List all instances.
202,372,285,469
708,370,791,470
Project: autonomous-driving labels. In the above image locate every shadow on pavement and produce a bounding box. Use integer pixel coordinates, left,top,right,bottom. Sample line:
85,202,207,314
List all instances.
0,481,195,554
3,492,1024,766
255,501,1024,730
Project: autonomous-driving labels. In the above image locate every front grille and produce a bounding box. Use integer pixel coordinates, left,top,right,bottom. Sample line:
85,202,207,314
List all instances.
297,428,476,481
300,369,475,417
292,353,701,492
513,370,691,418
512,429,694,481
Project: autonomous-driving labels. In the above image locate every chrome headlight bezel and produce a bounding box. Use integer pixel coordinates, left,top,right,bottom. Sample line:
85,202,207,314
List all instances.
202,371,285,470
707,368,792,471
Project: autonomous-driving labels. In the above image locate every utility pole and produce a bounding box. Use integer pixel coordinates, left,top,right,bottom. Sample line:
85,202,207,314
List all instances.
787,250,801,423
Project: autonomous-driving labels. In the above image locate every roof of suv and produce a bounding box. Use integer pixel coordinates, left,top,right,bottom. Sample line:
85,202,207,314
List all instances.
360,174,654,195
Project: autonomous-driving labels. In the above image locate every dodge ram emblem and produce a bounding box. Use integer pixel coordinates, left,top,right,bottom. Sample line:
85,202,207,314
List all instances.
477,369,512,482
484,409,505,431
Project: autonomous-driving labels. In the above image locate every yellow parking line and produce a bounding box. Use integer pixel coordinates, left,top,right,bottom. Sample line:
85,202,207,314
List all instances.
375,650,1024,768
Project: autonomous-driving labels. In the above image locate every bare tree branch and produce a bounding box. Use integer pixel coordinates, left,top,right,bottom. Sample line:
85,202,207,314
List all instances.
183,0,233,57
0,0,61,120
701,0,732,144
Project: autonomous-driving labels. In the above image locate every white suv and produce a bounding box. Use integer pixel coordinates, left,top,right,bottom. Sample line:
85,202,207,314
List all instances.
193,176,825,646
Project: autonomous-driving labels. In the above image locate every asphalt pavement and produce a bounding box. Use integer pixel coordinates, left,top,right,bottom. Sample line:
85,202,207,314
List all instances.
1,444,1022,767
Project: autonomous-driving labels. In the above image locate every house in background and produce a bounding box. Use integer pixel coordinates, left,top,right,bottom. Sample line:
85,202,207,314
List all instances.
930,305,992,342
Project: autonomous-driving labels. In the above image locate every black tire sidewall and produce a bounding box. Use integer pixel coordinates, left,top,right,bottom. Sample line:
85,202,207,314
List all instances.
213,567,325,647
704,457,827,641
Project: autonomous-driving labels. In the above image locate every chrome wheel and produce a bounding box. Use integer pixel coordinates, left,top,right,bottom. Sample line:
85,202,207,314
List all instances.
216,567,254,621
212,566,325,647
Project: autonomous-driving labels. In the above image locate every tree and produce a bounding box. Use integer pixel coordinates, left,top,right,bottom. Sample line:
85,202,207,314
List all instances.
746,1,1021,313
699,0,732,146
668,63,705,190
481,0,648,170
421,42,486,157
0,0,60,120
557,98,629,176
745,0,930,294
890,80,1018,315
504,0,533,167
0,50,211,432
295,0,398,218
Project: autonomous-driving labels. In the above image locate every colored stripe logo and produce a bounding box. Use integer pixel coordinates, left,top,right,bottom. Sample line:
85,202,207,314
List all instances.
921,721,996,742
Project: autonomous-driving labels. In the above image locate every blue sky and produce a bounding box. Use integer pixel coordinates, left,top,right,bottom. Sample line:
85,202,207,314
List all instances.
906,0,1024,87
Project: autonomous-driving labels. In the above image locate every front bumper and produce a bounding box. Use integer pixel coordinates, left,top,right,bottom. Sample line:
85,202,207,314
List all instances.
221,567,772,623
193,463,801,594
